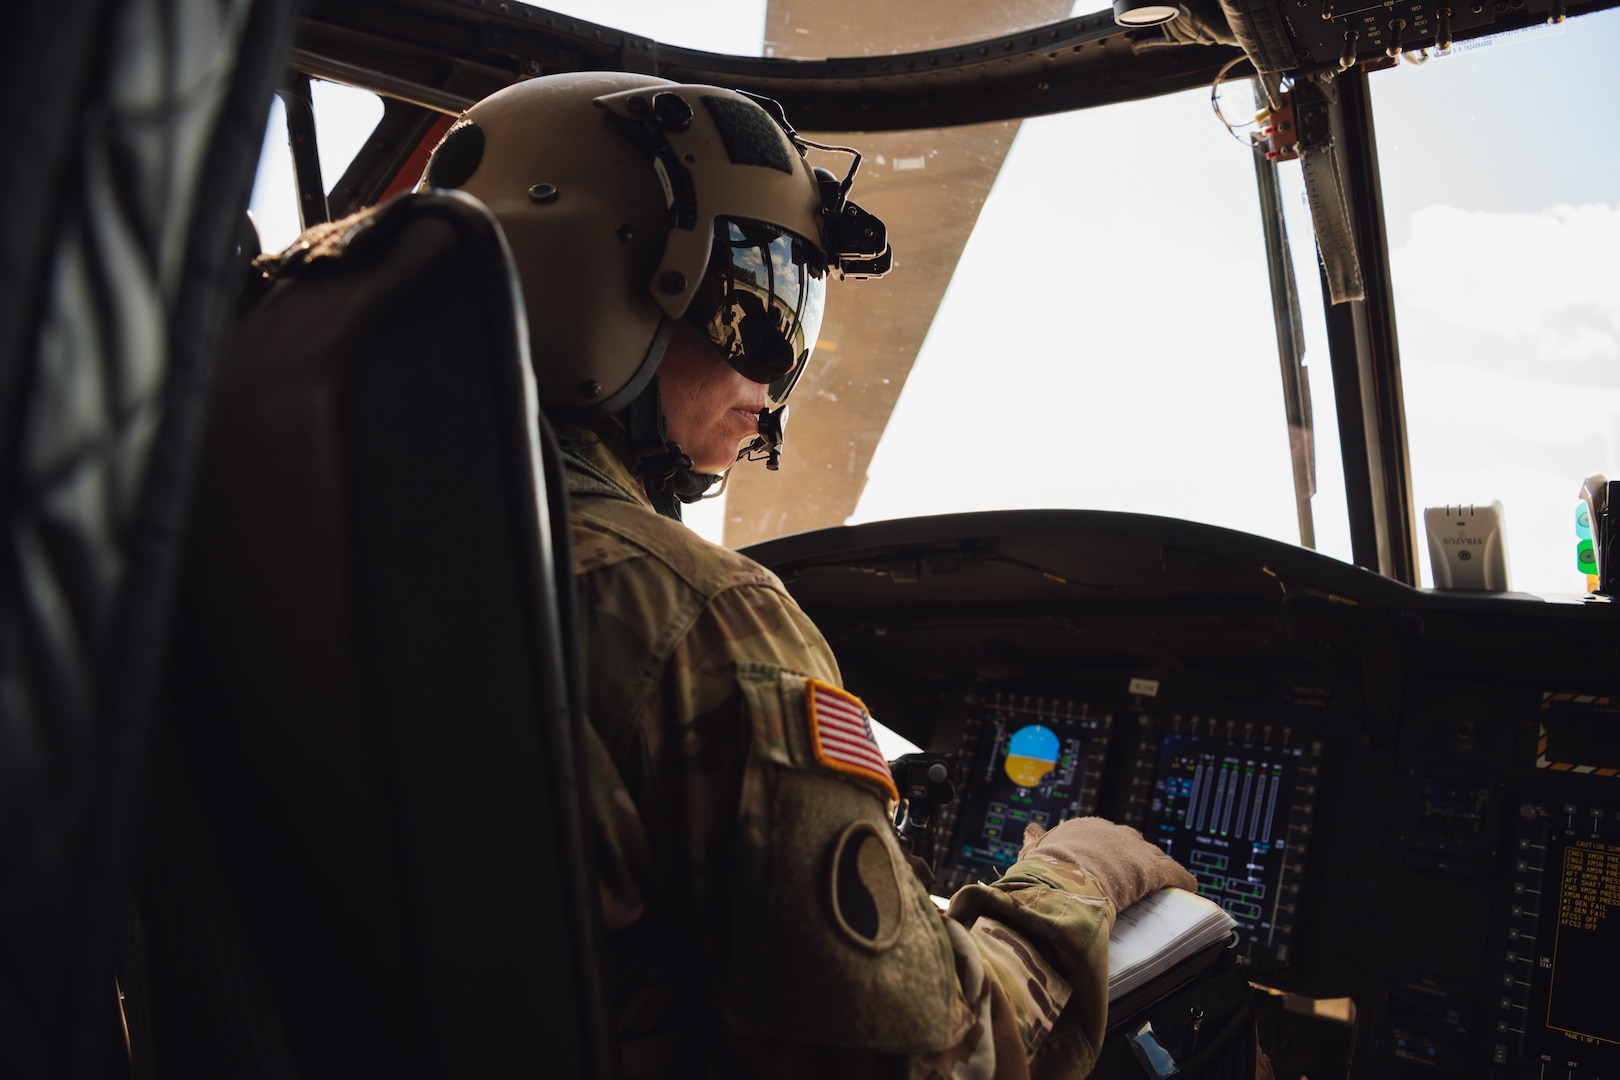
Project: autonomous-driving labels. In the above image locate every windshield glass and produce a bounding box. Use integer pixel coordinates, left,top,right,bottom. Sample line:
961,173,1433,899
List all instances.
837,83,1349,559
696,80,1348,560
250,81,383,255
1370,9,1620,595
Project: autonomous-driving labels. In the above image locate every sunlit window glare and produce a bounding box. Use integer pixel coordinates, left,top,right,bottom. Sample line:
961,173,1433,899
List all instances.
248,81,384,256
848,84,1351,565
1372,9,1620,595
240,7,1617,591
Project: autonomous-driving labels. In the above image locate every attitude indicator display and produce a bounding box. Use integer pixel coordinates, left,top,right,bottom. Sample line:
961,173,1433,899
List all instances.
1005,724,1062,788
933,695,1113,894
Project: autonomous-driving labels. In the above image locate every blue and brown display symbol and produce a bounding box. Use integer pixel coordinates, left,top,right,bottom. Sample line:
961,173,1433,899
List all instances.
1005,724,1060,788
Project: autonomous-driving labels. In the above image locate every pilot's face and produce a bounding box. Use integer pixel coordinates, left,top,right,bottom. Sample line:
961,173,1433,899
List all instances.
659,320,772,475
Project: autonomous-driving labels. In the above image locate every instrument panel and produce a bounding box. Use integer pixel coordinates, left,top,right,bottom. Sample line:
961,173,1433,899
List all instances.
745,509,1620,1079
1129,715,1322,978
933,696,1113,894
1497,694,1620,1077
929,690,1325,981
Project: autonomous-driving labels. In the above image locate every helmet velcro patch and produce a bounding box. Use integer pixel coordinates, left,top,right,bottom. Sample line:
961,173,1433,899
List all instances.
700,94,794,175
806,679,898,802
423,120,485,189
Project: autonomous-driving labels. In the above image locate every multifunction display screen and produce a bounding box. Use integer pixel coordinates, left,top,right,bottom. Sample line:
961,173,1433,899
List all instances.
1544,834,1620,1047
1507,819,1620,1076
948,701,1111,880
1145,734,1308,948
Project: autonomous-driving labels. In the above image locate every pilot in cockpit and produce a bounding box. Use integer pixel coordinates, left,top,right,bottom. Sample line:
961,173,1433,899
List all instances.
421,71,1205,1079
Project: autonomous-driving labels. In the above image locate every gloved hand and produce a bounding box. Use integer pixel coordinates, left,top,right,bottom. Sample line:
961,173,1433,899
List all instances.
1018,817,1197,912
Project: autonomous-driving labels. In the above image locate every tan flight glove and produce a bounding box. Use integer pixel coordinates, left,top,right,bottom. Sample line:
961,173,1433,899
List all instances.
1018,817,1197,912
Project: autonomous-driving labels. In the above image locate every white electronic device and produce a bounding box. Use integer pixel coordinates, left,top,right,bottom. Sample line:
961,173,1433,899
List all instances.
1424,502,1511,591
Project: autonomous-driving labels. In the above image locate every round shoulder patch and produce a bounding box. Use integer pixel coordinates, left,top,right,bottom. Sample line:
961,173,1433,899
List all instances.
828,821,906,952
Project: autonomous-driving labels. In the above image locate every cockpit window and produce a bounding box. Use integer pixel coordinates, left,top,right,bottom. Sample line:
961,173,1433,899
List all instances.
843,82,1351,563
248,81,384,256
239,9,1615,584
1370,7,1620,594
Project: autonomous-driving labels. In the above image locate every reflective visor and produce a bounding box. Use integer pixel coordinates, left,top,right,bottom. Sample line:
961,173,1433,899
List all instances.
686,218,827,404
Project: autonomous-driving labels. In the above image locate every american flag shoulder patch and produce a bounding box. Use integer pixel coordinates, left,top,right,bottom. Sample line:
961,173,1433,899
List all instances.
806,679,898,803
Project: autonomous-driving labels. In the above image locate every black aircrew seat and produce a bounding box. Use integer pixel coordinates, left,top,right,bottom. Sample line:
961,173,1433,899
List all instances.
131,191,613,1079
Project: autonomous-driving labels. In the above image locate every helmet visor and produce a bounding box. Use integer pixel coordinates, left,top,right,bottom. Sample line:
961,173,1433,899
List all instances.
688,218,827,404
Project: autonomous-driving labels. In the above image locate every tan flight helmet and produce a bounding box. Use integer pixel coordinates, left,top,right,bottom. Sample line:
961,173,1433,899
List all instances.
418,71,888,416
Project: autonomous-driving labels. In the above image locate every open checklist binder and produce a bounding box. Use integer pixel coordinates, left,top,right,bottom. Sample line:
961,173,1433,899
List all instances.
1098,889,1251,1080
1108,887,1238,1004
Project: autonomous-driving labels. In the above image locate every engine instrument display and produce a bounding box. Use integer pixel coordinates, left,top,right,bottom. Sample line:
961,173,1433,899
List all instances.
1131,718,1322,976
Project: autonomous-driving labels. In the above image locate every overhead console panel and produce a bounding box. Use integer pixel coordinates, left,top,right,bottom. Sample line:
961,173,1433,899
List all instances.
744,510,1620,1077
298,0,1620,134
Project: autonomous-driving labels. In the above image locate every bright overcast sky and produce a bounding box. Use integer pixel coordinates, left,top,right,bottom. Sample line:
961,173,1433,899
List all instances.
1371,9,1620,594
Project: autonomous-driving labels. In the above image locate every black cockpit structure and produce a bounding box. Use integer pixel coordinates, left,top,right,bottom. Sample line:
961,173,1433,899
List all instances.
2,0,1617,1078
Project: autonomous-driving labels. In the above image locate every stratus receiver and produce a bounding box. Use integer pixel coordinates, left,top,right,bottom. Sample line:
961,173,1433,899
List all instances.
1424,502,1510,591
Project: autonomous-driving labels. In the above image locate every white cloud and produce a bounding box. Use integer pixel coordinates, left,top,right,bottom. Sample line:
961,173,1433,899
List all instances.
1395,202,1620,592
1393,203,1620,365
852,89,1307,547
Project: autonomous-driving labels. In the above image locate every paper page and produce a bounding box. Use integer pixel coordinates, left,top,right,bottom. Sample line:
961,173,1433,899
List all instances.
1107,887,1236,999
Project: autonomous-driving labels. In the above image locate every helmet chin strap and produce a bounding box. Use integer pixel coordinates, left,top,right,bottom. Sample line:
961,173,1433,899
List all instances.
621,376,723,521
622,378,791,520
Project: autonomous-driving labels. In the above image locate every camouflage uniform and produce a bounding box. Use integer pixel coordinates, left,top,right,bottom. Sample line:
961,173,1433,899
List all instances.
565,434,1115,1079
